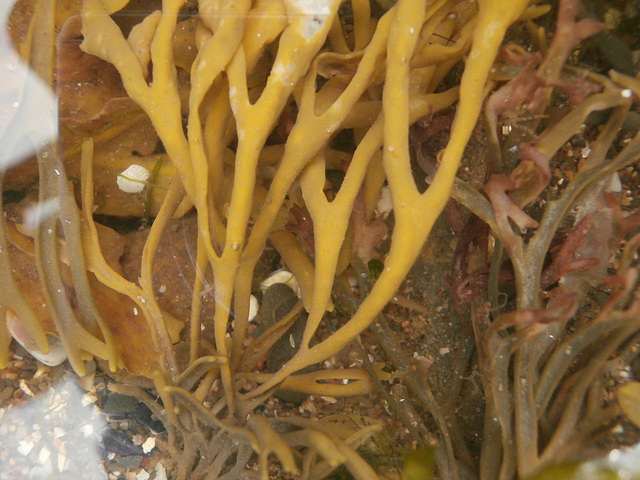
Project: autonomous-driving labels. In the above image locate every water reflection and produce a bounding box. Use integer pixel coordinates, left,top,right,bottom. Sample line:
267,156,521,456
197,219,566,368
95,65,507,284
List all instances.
0,0,58,171
602,443,640,479
0,377,107,480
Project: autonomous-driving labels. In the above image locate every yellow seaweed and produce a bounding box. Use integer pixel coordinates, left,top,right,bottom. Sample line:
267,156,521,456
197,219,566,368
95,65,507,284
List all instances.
2,0,587,478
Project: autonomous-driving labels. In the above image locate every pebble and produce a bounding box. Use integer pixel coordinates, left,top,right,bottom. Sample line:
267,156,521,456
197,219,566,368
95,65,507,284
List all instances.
0,386,14,403
136,470,151,480
103,393,138,420
117,454,143,470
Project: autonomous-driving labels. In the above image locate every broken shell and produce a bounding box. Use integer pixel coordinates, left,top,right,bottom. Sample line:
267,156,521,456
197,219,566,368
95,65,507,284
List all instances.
137,470,151,480
606,172,622,193
6,310,68,366
375,185,393,217
141,436,156,454
117,164,150,193
154,462,168,480
259,269,301,298
248,295,259,322
17,440,35,456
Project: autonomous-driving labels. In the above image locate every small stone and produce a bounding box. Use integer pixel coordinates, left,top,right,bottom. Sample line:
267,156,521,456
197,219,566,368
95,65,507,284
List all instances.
136,469,151,480
154,462,168,480
103,393,138,420
38,446,51,465
102,428,144,457
117,455,143,470
0,386,14,403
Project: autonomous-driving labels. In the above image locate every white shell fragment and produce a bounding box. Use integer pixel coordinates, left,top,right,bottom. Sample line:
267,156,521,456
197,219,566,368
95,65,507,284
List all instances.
136,470,151,480
38,446,51,465
259,269,301,298
117,164,150,193
141,436,156,454
375,185,393,217
154,462,168,480
17,440,35,456
7,310,68,366
248,295,259,322
606,172,622,193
